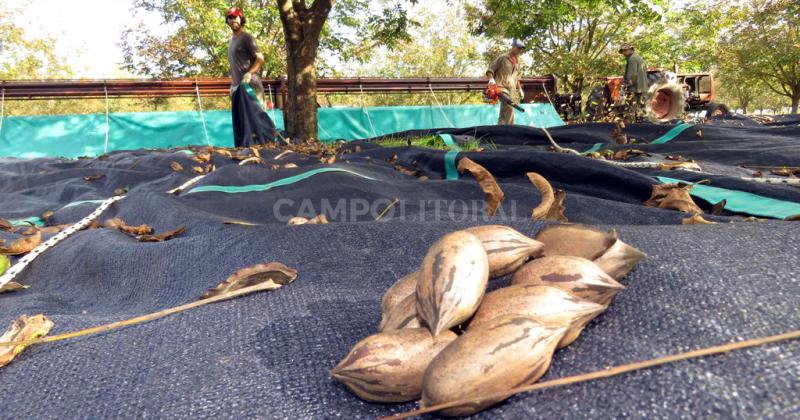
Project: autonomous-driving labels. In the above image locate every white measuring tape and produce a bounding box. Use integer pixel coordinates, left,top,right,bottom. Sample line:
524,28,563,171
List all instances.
0,195,125,289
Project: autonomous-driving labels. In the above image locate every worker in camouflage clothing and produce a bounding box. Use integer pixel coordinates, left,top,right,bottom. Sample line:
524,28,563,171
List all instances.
619,43,649,118
486,39,526,125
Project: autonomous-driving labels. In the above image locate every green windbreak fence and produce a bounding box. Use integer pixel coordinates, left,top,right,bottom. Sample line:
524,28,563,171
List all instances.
0,103,562,159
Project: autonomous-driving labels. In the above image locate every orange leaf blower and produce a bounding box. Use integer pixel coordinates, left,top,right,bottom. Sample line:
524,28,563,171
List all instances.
483,84,525,112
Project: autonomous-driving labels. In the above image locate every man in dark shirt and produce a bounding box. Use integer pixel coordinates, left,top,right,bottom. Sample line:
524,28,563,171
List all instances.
227,7,265,104
226,7,275,146
619,43,649,118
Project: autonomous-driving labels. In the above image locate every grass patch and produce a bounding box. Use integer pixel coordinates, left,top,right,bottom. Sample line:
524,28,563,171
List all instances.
376,135,483,151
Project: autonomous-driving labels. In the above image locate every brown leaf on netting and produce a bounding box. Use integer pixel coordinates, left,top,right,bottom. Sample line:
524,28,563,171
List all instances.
458,157,504,216
193,151,212,163
0,282,29,294
388,154,398,164
0,219,12,231
192,166,205,174
113,188,128,196
665,155,689,161
249,147,261,158
527,173,567,222
613,149,651,161
645,183,703,213
394,165,419,177
785,214,800,221
611,121,628,144
239,157,264,165
222,220,259,226
17,227,37,236
0,314,54,368
200,262,298,299
214,148,233,158
137,226,187,242
83,174,105,181
288,214,328,226
322,155,337,164
283,163,298,169
770,167,800,177
0,230,41,256
682,214,717,225
104,218,154,235
87,220,102,229
38,224,70,235
658,161,702,171
711,199,727,216
752,171,763,177
170,161,184,172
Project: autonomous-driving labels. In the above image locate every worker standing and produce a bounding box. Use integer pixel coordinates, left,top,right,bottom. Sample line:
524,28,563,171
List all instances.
486,39,526,125
619,43,649,118
226,6,275,146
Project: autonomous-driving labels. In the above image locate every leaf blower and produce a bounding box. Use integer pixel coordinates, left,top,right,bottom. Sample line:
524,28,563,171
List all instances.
483,84,525,112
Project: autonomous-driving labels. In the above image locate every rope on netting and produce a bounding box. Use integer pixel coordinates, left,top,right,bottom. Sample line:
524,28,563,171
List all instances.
103,82,110,154
427,83,456,128
0,195,125,290
739,177,800,187
195,78,211,146
359,83,378,138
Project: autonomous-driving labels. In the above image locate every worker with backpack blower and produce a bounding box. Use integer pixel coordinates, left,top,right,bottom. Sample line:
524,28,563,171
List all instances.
485,39,526,125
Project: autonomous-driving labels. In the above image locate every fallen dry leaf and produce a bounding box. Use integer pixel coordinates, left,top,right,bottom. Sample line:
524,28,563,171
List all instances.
39,224,71,235
41,210,55,225
0,314,54,368
288,217,309,225
682,214,717,225
214,149,233,158
287,214,328,226
458,157,504,217
752,171,763,178
170,161,184,172
273,150,293,160
83,174,105,181
113,188,128,196
711,199,727,216
239,157,264,165
770,167,800,177
283,163,298,169
611,121,628,144
394,165,419,177
0,282,29,294
104,218,154,235
0,219,12,231
696,130,703,138
249,147,261,158
613,149,650,161
527,172,567,222
137,226,187,242
785,214,800,221
322,155,337,164
192,166,205,174
645,183,703,214
0,230,41,256
205,164,215,173
222,220,259,226
658,161,702,171
194,151,212,163
200,262,298,299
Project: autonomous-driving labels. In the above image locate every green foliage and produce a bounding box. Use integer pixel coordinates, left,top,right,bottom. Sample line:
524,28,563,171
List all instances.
0,2,72,79
468,0,664,93
377,135,482,151
718,0,800,112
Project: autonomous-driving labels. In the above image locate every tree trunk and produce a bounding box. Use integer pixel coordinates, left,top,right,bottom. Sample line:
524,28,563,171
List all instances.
277,0,332,142
791,93,799,115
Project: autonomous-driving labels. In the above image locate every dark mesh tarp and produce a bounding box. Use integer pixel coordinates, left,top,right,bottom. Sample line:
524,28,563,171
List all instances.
1,118,798,418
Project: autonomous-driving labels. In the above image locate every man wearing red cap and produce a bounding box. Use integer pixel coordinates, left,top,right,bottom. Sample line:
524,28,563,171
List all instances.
226,7,265,103
226,7,275,146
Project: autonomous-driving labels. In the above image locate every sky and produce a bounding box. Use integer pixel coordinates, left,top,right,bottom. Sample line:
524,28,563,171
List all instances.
5,0,165,78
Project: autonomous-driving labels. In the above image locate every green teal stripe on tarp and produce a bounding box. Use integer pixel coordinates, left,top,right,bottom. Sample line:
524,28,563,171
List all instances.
656,176,800,219
439,134,461,180
8,217,45,227
583,143,605,154
185,167,377,195
62,199,108,209
651,123,694,144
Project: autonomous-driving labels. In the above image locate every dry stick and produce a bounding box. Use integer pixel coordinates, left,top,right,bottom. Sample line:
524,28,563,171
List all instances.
380,329,800,420
0,281,283,347
375,198,400,221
